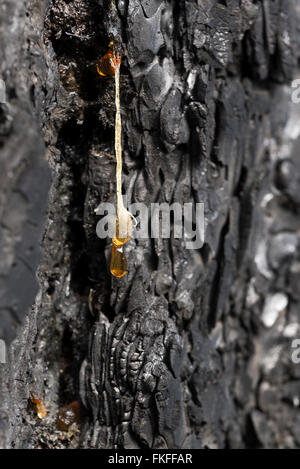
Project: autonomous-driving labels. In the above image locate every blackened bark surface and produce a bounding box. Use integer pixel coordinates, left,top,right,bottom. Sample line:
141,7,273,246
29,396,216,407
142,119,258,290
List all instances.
0,0,300,449
0,1,51,346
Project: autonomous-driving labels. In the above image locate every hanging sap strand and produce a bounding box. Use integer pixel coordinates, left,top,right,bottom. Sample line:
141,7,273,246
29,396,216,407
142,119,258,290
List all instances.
97,43,133,278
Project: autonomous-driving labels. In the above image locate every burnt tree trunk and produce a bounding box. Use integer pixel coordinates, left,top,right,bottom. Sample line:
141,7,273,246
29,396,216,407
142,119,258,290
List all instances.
0,0,300,449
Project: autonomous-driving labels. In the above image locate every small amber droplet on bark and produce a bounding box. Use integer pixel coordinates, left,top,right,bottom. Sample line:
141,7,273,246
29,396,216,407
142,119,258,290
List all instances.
56,401,80,431
29,396,47,419
110,245,127,278
97,47,121,78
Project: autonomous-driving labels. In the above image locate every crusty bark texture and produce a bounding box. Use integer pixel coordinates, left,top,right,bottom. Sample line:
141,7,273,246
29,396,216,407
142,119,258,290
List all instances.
0,0,300,449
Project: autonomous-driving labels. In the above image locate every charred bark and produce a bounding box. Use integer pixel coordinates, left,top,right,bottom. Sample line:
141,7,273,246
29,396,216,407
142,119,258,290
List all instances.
0,0,300,449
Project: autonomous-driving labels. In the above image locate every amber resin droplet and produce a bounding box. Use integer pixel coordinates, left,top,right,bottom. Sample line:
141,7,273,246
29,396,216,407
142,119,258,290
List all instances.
56,401,80,431
112,216,131,247
29,396,47,419
110,245,127,278
97,44,121,77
